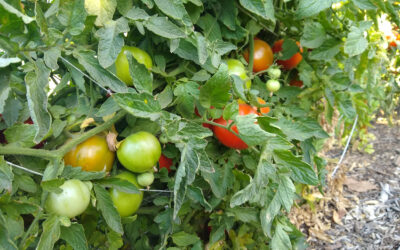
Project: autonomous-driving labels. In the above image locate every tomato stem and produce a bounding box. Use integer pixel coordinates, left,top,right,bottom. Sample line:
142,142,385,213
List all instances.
248,34,254,74
200,119,240,137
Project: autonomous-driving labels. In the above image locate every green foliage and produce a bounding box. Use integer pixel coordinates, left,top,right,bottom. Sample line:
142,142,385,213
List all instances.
0,0,399,249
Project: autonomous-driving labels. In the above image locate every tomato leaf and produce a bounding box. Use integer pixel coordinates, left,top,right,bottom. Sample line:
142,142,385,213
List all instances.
72,50,128,93
0,210,18,249
239,0,275,22
41,179,64,194
14,174,37,193
61,166,107,181
93,184,123,234
0,157,13,193
187,186,212,211
125,52,153,94
60,223,88,250
153,0,191,26
309,38,342,61
0,0,34,23
172,231,200,247
123,6,150,21
344,24,370,57
144,16,186,39
95,97,121,117
4,124,36,148
226,207,258,223
222,101,238,121
95,177,140,194
236,114,274,146
113,92,161,120
295,0,332,19
37,214,61,250
174,81,199,118
271,117,328,141
25,60,52,144
353,0,376,10
107,229,123,249
199,64,231,109
270,223,292,250
273,150,319,185
300,22,326,49
57,0,87,35
84,0,116,26
96,17,129,68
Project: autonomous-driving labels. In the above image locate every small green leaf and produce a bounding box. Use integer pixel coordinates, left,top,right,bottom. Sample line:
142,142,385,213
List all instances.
112,92,161,120
95,97,121,117
0,58,21,68
0,157,13,193
236,115,274,146
271,223,292,250
344,25,370,57
58,0,87,35
61,166,107,181
95,177,140,193
144,16,186,39
153,0,191,25
41,179,64,194
71,50,128,93
353,0,376,10
96,18,129,68
25,60,52,144
273,150,319,185
37,215,61,250
0,0,34,23
300,22,326,48
199,64,231,109
295,0,332,19
126,52,153,94
44,47,61,70
60,223,88,250
223,101,238,121
93,184,123,234
171,231,200,247
309,38,341,61
239,0,275,21
84,0,117,26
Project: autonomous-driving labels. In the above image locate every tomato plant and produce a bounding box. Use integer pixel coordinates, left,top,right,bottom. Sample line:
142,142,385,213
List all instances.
272,39,303,70
213,104,258,149
243,39,273,72
63,135,115,172
109,172,143,217
0,0,399,249
115,46,153,85
117,131,161,173
45,179,91,218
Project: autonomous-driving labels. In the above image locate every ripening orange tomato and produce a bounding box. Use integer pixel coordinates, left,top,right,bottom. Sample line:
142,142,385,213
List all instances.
63,135,115,172
243,39,274,72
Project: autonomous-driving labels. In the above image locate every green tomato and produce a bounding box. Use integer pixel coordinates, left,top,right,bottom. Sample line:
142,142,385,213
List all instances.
226,59,251,89
109,172,143,217
115,46,153,86
266,79,281,92
137,172,155,186
45,179,91,218
117,131,161,173
267,68,281,79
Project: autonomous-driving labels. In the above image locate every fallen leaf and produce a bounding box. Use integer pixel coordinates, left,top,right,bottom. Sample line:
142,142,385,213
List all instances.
332,210,343,225
343,177,378,192
309,228,333,243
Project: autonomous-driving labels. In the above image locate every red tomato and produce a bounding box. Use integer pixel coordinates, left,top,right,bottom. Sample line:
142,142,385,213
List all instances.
158,154,173,172
213,104,258,150
272,39,303,70
243,39,274,72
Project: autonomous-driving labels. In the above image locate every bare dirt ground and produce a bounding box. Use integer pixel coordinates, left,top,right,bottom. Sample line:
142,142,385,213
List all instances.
290,122,400,250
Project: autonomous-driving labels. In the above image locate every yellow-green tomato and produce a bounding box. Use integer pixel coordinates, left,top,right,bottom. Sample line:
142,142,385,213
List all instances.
115,46,153,85
45,179,91,218
226,59,251,89
117,131,161,173
109,172,143,217
137,172,154,186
